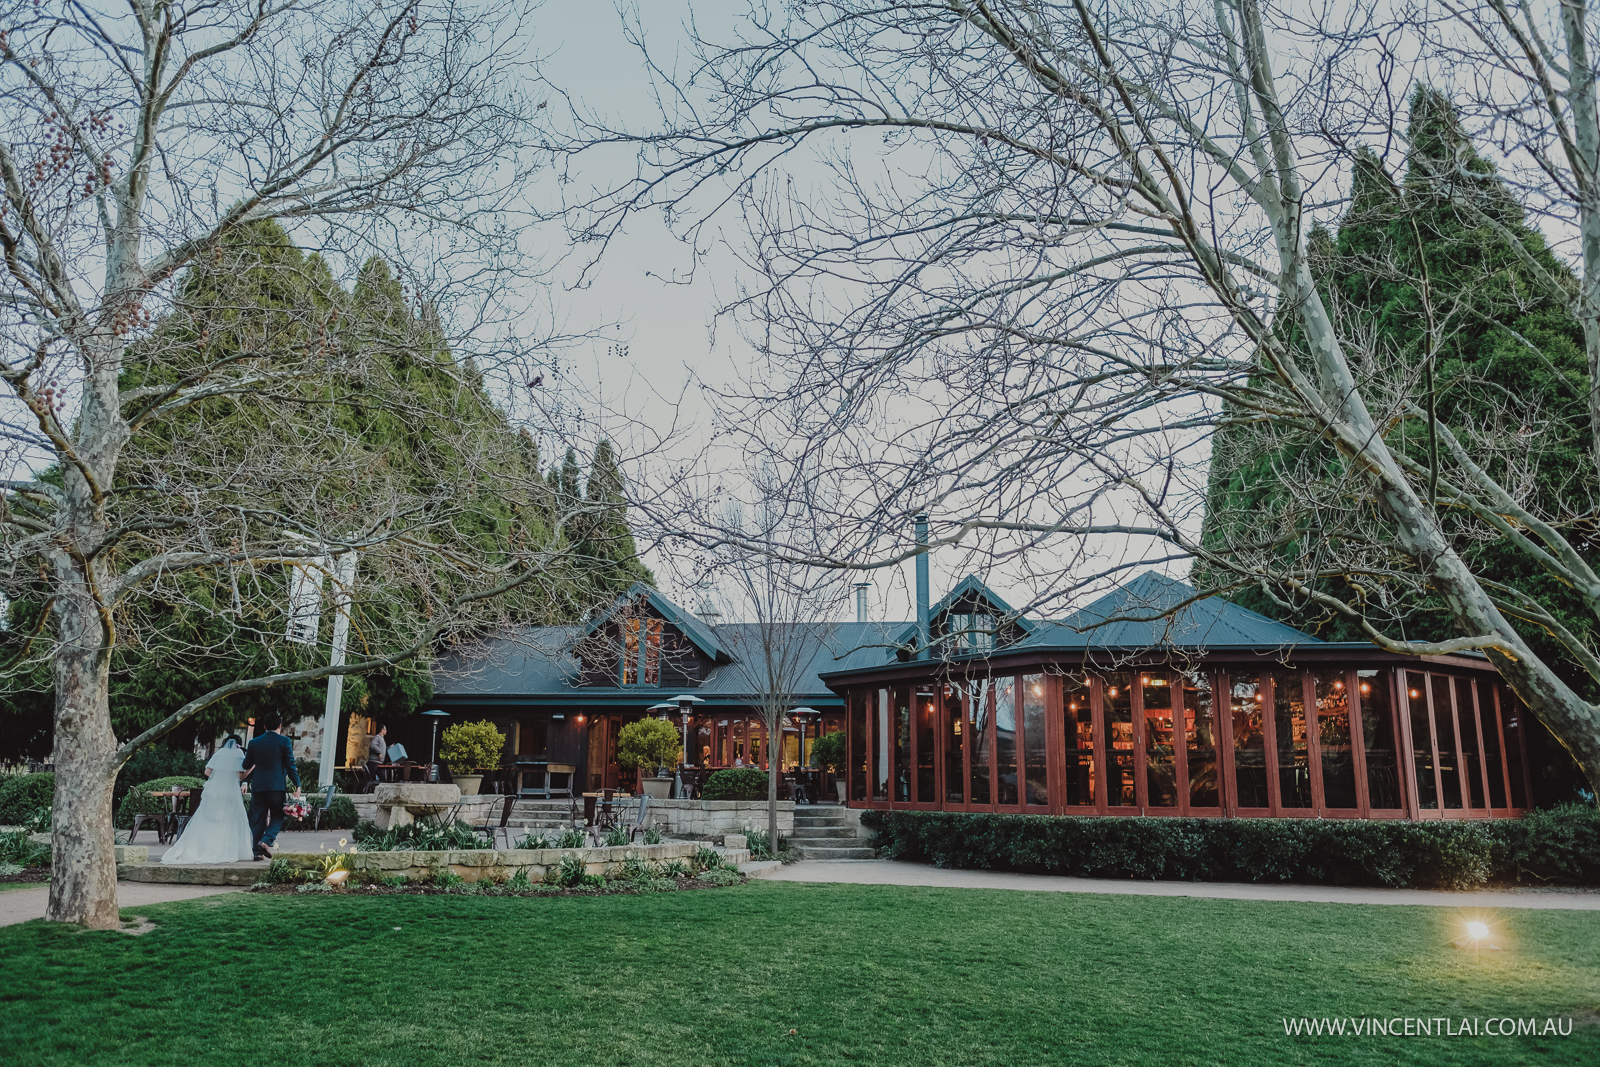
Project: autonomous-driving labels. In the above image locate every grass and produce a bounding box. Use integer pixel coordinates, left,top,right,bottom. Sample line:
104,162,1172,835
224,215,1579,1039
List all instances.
0,881,1594,1066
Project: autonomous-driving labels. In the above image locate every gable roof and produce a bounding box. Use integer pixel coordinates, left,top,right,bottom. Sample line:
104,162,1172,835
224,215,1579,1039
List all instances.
432,620,908,707
579,582,726,661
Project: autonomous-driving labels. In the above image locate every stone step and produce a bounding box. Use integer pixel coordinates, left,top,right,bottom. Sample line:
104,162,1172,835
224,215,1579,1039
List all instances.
792,815,846,828
785,825,856,839
793,845,875,860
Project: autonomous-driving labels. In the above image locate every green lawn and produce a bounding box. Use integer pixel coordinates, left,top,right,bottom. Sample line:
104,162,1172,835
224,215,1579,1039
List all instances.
0,881,1593,1066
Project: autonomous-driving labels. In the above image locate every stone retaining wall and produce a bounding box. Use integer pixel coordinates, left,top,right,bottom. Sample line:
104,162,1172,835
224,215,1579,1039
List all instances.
276,841,750,883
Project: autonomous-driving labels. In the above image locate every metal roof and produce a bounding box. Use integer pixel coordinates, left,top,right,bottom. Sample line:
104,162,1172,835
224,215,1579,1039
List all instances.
432,620,909,707
431,572,1332,704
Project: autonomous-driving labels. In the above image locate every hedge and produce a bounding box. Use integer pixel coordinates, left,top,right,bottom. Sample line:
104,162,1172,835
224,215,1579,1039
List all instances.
115,776,207,829
702,768,769,801
859,806,1600,890
0,773,54,825
114,746,204,805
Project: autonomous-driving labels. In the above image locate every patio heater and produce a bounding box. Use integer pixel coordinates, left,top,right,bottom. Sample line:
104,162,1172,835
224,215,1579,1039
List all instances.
671,694,705,797
423,709,449,782
789,707,821,800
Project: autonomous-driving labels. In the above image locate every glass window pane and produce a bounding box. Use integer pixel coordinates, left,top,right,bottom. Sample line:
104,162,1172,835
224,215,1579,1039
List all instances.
1063,675,1094,806
1105,673,1135,806
874,689,890,801
1359,670,1401,809
1231,676,1268,808
915,686,938,803
1478,678,1507,809
944,683,965,804
968,679,992,806
849,691,868,801
995,677,1019,805
1273,671,1312,808
1502,686,1529,808
1429,674,1463,809
893,686,911,802
1142,672,1177,807
1184,672,1217,807
1455,677,1486,809
1314,671,1358,809
1405,672,1438,809
1023,674,1048,806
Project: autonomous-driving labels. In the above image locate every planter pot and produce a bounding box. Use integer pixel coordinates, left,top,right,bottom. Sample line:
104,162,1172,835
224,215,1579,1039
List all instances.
642,776,673,800
835,779,847,803
454,774,484,797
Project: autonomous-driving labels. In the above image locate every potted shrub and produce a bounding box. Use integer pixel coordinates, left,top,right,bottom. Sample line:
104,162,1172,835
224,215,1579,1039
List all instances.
617,718,682,799
810,730,847,803
439,720,506,796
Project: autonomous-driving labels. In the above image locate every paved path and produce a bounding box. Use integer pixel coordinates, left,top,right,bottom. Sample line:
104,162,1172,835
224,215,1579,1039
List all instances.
759,859,1600,910
0,883,244,928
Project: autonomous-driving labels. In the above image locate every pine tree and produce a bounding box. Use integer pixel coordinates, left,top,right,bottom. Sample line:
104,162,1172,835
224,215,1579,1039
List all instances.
1201,88,1593,688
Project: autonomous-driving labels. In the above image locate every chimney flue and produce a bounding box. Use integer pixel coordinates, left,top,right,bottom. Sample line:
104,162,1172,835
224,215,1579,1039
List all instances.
853,582,871,624
914,511,931,660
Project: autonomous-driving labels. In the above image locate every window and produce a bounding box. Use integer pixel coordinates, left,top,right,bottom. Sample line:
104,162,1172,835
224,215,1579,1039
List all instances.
968,679,992,806
1359,670,1401,809
995,677,1019,805
1063,675,1094,806
1023,674,1048,806
947,612,997,651
849,690,869,801
1406,673,1438,809
1184,672,1217,808
944,683,966,805
1231,677,1268,809
1314,671,1358,809
1142,673,1177,807
1273,672,1312,809
619,618,662,686
1105,673,1135,806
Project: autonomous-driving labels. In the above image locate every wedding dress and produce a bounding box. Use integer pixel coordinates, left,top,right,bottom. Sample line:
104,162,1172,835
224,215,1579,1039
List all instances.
161,743,255,864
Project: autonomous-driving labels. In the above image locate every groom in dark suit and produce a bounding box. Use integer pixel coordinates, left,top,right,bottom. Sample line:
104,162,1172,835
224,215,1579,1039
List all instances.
243,712,301,860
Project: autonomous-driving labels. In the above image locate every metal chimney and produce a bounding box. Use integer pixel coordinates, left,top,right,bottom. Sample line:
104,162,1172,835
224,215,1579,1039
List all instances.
853,582,871,624
914,511,931,660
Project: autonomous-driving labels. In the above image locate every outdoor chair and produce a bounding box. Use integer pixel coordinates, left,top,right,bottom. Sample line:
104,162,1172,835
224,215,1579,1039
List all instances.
128,806,173,844
472,794,517,850
172,786,204,838
627,794,652,843
310,783,339,831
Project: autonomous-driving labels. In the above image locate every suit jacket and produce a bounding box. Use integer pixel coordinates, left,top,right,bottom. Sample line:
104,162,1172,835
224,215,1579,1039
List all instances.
245,731,300,793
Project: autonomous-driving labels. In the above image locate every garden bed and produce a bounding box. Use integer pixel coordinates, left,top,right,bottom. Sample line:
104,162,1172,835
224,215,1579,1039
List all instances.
276,841,749,884
0,867,49,885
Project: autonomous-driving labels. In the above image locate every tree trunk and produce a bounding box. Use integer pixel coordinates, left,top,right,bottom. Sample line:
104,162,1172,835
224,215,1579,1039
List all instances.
46,592,120,929
768,724,779,861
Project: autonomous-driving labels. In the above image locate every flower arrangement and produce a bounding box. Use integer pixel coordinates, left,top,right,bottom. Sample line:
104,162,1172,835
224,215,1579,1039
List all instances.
282,795,311,821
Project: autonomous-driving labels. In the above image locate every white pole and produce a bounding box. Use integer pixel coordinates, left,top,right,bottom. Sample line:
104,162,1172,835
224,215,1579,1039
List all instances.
317,551,357,792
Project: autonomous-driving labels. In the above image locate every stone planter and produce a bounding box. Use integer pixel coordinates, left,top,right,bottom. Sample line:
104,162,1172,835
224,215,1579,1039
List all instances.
454,774,484,797
373,783,460,829
641,776,673,800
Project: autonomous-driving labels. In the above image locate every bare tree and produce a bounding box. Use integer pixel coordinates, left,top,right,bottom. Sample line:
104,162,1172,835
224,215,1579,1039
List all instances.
562,0,1600,791
695,468,846,856
0,0,592,927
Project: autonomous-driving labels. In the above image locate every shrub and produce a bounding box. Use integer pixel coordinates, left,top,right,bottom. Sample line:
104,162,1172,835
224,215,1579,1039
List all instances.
258,857,300,885
616,718,682,773
859,808,1600,890
700,868,743,886
809,731,846,773
603,825,628,847
352,818,490,853
693,846,728,873
0,828,51,868
0,773,55,825
555,828,586,849
439,721,506,775
643,826,663,845
114,776,206,829
114,747,203,806
553,853,587,887
702,767,767,801
283,795,358,832
515,832,552,850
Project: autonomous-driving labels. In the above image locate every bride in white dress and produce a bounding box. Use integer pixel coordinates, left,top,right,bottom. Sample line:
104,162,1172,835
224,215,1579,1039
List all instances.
161,737,256,864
